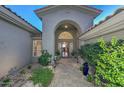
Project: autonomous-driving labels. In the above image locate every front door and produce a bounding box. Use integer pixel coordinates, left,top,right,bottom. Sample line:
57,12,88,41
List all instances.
58,41,73,58
62,42,69,57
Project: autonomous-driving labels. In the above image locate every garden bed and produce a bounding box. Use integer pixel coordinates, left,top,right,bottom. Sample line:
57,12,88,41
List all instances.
0,62,54,87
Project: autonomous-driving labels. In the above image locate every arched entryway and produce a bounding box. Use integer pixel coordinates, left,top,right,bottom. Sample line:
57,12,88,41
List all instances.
55,21,79,58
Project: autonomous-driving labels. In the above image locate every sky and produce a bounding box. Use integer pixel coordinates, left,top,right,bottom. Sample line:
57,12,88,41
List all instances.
5,5,123,31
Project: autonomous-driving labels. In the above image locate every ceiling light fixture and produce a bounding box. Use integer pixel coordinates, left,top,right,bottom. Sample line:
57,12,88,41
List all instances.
64,25,68,28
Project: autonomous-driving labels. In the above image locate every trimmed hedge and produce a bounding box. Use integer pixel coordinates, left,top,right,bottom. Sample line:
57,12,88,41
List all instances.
80,37,124,87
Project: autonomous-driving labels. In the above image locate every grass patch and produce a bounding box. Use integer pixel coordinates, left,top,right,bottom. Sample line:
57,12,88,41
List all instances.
31,67,54,87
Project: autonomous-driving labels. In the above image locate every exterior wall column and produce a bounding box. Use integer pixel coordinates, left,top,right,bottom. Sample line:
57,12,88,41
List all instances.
42,27,55,58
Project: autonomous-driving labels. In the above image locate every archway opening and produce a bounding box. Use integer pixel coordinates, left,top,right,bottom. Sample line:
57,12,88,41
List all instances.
55,22,79,58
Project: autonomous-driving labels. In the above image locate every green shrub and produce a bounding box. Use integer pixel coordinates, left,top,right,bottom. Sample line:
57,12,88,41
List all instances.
27,65,32,69
31,67,54,87
87,74,93,82
2,78,11,87
20,69,26,74
55,50,60,56
71,51,75,56
79,43,102,66
80,37,124,87
39,50,52,66
71,50,79,58
95,38,124,87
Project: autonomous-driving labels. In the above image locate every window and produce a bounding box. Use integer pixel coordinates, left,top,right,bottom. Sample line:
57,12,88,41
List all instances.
33,40,42,57
58,32,73,39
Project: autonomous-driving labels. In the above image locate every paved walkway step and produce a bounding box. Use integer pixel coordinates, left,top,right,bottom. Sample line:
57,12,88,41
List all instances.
49,58,93,87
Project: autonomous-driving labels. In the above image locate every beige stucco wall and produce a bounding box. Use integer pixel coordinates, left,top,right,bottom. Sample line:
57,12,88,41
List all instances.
0,18,33,78
79,10,124,45
83,29,124,44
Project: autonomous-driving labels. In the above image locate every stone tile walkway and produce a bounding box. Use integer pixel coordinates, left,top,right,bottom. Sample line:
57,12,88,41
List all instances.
49,58,93,87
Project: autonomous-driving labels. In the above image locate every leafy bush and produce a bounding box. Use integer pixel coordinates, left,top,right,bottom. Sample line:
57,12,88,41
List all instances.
71,51,75,56
55,50,61,60
20,69,26,74
79,43,102,66
55,50,60,56
31,67,54,87
27,65,32,69
87,74,93,82
95,38,124,87
2,78,11,87
71,50,79,58
80,37,124,87
39,50,52,66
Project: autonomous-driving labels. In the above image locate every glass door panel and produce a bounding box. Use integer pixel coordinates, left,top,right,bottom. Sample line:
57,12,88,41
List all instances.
69,42,73,56
57,41,73,58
